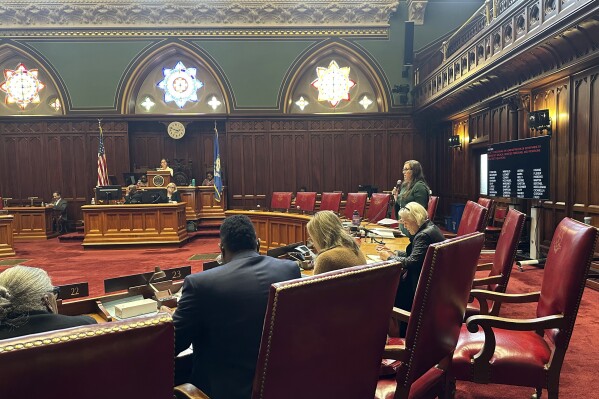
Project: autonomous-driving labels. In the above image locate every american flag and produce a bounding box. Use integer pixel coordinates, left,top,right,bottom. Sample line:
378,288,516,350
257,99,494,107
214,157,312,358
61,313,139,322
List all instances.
97,120,109,187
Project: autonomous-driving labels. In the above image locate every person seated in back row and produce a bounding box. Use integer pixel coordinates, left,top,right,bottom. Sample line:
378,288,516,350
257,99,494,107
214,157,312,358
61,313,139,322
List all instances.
163,215,300,399
136,174,148,187
0,266,96,340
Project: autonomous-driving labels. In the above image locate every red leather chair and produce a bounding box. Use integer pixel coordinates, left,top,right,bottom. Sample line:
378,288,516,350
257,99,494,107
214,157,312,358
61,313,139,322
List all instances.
484,205,508,247
343,192,368,219
0,314,203,399
319,192,342,213
294,191,317,212
455,201,488,236
376,232,485,399
427,195,439,221
477,197,494,229
366,193,391,222
174,262,403,399
466,208,526,319
270,192,292,211
452,218,599,399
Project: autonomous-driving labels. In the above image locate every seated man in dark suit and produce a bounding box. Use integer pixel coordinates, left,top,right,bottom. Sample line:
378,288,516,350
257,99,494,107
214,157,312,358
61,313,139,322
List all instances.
0,266,96,340
49,191,68,233
124,185,143,204
164,215,301,399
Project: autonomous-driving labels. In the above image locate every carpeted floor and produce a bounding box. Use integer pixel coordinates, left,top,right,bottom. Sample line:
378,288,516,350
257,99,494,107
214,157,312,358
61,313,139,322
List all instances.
1,239,597,398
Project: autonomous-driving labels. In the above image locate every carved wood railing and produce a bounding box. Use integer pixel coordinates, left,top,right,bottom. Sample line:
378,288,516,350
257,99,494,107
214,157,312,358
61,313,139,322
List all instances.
413,0,595,110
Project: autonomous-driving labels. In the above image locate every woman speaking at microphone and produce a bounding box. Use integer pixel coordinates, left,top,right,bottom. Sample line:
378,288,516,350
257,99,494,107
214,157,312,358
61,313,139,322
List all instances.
392,160,430,236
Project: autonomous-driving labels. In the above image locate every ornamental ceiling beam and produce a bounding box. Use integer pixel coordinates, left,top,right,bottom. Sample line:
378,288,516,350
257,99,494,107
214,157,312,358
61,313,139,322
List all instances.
407,0,428,25
0,1,400,31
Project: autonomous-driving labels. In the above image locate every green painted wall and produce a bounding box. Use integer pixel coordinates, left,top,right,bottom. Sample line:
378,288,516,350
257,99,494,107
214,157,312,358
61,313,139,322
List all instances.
192,40,317,109
25,40,156,109
17,2,480,110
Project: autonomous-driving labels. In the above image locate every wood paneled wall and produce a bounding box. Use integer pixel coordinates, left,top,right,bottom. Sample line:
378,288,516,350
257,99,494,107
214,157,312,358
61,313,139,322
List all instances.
0,116,422,220
226,117,420,209
425,65,599,253
0,121,129,222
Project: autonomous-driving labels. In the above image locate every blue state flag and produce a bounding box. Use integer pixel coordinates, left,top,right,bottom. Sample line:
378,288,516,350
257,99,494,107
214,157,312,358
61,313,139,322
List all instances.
213,123,223,202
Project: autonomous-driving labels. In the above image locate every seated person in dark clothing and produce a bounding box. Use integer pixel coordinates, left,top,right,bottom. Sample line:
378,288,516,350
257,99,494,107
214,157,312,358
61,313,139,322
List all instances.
124,185,142,204
161,215,301,399
0,266,96,340
376,201,445,337
166,182,182,203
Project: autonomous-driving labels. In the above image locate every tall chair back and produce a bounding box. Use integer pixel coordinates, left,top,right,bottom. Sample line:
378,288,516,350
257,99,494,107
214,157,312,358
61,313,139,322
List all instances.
467,209,526,318
427,195,439,221
253,262,402,399
319,192,342,213
294,191,317,212
0,314,175,399
366,193,391,222
456,201,488,236
452,218,599,398
343,192,368,219
270,192,292,211
376,233,485,399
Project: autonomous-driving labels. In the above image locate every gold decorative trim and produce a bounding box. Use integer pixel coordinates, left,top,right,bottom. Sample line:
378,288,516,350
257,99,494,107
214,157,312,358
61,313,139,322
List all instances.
0,27,390,39
0,1,399,36
0,314,172,353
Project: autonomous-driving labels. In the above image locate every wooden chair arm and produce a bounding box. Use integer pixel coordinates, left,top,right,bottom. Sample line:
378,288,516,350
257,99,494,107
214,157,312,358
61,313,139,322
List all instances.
174,383,210,399
470,289,540,304
382,344,407,361
471,275,502,287
465,314,565,381
476,262,493,271
390,307,411,324
443,232,457,239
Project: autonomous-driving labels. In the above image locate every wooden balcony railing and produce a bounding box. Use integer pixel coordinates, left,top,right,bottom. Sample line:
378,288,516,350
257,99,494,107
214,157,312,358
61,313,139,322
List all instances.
413,0,593,110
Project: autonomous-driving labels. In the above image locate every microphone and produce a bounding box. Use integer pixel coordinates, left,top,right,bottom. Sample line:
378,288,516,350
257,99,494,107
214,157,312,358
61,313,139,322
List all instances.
395,180,402,191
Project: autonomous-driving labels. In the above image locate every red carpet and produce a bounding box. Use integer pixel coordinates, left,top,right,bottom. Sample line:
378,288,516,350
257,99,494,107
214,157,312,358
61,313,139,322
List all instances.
1,240,597,398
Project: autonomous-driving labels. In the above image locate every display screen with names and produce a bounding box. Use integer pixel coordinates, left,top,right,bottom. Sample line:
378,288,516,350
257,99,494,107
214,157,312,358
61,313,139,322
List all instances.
487,135,550,200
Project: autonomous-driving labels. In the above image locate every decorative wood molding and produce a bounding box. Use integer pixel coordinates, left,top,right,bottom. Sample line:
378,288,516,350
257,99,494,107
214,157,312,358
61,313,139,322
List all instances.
0,1,399,37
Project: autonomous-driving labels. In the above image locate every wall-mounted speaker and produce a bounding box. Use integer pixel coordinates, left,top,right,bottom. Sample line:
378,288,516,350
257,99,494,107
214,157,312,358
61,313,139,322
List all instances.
404,21,415,66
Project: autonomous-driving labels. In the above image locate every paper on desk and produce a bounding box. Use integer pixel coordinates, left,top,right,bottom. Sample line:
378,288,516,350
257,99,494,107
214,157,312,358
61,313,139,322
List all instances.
377,218,399,226
369,229,396,239
367,254,382,263
101,295,158,321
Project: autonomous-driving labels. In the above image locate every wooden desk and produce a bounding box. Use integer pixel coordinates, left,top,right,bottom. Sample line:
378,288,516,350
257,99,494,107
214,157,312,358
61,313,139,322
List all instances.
225,209,409,256
5,206,59,240
225,210,311,254
119,186,227,223
82,203,188,246
0,215,16,257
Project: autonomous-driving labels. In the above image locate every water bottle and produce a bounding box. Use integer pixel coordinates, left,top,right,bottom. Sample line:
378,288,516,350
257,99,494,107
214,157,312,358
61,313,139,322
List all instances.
352,210,361,227
91,197,95,205
191,178,196,186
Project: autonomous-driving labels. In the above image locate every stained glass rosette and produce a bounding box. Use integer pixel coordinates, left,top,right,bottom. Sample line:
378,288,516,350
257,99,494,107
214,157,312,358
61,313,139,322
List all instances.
311,60,355,107
0,63,45,109
157,61,204,108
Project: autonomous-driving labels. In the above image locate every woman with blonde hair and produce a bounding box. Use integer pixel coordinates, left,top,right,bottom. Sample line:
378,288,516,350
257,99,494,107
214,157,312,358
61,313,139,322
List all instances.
377,201,444,336
306,210,367,275
166,182,181,203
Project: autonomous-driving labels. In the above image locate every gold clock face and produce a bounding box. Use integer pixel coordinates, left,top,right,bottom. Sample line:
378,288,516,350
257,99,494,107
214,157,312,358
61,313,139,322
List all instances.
167,121,185,139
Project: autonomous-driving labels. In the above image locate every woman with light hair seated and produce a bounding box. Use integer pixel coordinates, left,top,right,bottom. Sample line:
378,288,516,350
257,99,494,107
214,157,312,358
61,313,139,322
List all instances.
307,210,367,275
377,201,445,336
0,266,96,340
